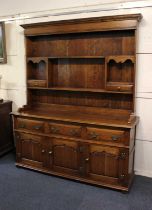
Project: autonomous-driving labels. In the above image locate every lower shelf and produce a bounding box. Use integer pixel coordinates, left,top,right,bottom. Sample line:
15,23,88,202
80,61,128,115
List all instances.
16,162,132,192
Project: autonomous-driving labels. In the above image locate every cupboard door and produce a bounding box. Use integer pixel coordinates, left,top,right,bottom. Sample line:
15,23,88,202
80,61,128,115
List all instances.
43,138,53,169
88,144,129,185
15,132,45,168
52,138,79,175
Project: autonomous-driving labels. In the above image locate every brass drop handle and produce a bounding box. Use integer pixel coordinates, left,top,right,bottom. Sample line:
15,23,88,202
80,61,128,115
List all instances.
117,86,121,91
111,135,119,141
33,125,42,130
51,126,60,133
85,158,89,162
20,123,26,128
49,151,53,155
89,132,99,139
70,129,78,136
41,149,45,153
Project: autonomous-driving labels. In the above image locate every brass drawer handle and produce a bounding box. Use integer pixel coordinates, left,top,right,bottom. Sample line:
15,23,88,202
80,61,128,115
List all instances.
51,126,60,133
33,125,42,130
41,149,45,153
111,135,120,141
89,132,99,139
69,129,79,136
85,158,89,162
19,123,26,129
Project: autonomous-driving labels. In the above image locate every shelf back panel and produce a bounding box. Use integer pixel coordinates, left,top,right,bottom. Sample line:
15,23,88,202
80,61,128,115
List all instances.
28,89,133,110
107,60,134,83
48,58,105,89
26,30,135,57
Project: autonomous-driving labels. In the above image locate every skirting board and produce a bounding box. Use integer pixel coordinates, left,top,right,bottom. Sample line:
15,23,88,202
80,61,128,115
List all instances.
135,170,152,178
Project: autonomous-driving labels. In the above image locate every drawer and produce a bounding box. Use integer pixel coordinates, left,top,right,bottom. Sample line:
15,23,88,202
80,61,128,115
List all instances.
19,132,43,142
27,80,47,87
48,123,82,138
86,127,127,144
16,118,45,133
106,84,133,92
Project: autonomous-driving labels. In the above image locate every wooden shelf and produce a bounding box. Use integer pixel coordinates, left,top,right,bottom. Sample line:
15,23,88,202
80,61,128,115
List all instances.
27,86,133,94
15,103,138,128
27,56,105,60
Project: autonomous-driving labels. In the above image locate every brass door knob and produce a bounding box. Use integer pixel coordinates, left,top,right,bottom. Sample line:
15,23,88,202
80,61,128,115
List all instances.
49,151,53,155
85,158,89,162
41,149,45,153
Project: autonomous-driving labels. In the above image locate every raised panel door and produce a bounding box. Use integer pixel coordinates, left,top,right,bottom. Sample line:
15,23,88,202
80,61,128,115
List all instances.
15,132,45,168
52,138,79,176
88,144,129,186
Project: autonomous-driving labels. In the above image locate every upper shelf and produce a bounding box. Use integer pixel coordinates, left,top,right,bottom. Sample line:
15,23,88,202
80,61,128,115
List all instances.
27,56,105,61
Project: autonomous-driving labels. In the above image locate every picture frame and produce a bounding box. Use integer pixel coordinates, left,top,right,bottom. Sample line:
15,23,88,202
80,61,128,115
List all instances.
0,22,7,63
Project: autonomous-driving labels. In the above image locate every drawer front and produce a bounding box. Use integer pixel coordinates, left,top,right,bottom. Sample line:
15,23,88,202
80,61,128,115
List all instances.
19,132,43,142
48,123,82,138
27,80,47,87
106,84,133,92
16,118,45,133
86,127,127,144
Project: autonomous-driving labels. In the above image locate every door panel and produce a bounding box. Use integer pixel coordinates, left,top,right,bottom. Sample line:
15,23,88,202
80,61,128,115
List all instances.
105,153,119,177
15,132,45,168
32,141,43,162
22,139,32,160
52,138,79,174
90,151,105,176
88,144,128,184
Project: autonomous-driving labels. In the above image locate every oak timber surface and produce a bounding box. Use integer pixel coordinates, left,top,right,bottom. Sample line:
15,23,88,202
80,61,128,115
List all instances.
14,104,138,128
12,13,142,191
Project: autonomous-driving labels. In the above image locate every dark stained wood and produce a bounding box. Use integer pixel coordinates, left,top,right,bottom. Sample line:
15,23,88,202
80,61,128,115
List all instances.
26,30,135,57
0,101,13,156
12,14,142,191
13,104,138,128
21,14,142,36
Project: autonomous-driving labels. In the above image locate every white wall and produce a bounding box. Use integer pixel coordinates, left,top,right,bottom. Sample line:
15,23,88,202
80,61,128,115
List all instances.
0,0,152,178
0,0,145,17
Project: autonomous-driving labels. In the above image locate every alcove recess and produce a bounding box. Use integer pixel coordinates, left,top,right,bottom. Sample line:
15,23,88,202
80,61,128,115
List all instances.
105,56,135,92
27,57,48,87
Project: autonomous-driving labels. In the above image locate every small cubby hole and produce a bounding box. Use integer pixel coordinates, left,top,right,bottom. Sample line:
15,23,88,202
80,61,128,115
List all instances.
27,60,47,80
107,59,134,85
